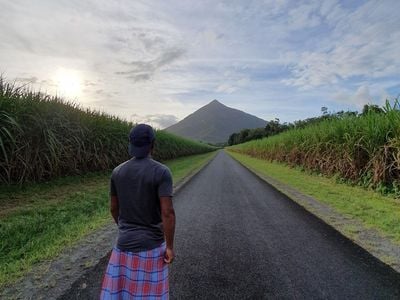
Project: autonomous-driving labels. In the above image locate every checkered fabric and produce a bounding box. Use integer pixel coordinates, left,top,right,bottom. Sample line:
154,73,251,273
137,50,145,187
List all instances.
100,243,168,299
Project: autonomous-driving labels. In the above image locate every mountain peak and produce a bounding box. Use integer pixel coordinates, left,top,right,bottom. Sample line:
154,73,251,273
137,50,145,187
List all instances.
208,99,223,106
166,101,266,144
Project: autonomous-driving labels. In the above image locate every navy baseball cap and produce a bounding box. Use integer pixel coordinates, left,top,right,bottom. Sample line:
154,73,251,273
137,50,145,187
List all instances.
128,124,155,158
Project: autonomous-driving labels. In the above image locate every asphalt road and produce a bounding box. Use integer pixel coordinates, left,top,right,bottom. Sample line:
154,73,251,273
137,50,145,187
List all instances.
61,150,400,299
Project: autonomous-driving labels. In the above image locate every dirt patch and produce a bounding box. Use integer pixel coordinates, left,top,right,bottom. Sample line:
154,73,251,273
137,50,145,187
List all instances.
58,252,111,300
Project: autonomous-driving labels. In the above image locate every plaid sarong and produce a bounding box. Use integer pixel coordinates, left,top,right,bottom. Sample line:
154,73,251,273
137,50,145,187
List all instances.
100,243,168,299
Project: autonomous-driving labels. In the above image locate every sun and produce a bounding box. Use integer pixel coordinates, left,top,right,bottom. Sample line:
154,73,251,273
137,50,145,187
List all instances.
54,68,82,98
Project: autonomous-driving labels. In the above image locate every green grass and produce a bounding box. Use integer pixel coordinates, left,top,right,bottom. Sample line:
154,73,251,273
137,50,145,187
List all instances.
166,151,217,184
0,151,216,287
228,151,400,244
228,101,400,193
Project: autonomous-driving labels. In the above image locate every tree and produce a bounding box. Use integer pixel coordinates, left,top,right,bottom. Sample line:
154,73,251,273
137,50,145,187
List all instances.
362,104,384,115
228,132,240,146
265,119,281,136
239,128,250,143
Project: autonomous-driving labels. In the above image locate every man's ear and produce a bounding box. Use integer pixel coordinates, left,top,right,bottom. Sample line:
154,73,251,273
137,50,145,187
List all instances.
150,140,155,153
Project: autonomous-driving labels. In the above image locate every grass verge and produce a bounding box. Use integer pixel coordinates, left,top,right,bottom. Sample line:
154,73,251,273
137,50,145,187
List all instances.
0,151,216,287
227,150,400,244
166,151,216,184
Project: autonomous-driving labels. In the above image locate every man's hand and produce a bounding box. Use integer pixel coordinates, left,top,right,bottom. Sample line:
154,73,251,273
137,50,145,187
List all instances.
160,196,175,263
164,247,175,264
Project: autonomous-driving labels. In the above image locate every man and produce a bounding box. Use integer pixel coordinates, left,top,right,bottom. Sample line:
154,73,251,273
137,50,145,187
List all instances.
100,124,176,300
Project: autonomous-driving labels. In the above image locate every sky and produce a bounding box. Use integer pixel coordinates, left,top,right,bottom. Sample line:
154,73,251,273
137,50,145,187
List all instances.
1,0,399,128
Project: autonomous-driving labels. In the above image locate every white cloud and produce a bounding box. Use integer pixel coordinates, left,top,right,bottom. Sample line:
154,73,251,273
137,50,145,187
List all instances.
130,114,179,129
285,0,400,88
115,47,185,82
286,3,321,30
216,84,237,94
333,85,374,108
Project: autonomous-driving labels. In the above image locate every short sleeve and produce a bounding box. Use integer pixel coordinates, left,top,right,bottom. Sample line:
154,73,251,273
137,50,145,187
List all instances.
158,167,173,197
110,174,117,197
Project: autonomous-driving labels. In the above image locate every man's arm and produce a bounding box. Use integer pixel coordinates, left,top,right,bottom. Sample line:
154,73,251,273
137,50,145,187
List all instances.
160,196,175,263
110,195,119,224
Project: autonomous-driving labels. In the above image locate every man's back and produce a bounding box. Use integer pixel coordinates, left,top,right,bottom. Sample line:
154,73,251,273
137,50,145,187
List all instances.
110,157,173,253
101,124,175,300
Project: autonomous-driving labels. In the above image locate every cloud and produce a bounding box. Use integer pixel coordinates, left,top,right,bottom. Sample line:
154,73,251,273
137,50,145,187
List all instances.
15,76,38,84
84,80,98,87
333,85,374,108
138,33,166,52
286,3,321,30
215,84,237,94
284,1,400,88
214,77,249,94
130,113,179,129
128,74,152,82
116,47,185,81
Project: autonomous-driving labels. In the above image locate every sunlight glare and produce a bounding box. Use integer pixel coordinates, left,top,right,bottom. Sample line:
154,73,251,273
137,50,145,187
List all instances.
54,68,82,98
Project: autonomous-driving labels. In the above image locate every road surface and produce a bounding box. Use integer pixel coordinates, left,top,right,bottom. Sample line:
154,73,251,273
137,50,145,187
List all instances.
61,150,400,299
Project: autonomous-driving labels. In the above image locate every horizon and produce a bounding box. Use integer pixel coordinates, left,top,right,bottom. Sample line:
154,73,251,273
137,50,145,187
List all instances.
1,0,399,128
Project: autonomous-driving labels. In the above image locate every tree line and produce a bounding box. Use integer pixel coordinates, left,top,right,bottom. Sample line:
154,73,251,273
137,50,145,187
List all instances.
227,104,384,146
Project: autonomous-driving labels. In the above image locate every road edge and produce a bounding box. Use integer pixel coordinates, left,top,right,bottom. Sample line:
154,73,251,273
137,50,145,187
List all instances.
173,150,219,196
227,150,400,273
0,151,218,300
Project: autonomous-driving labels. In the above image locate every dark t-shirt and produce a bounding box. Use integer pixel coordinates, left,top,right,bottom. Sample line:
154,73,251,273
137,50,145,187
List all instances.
110,157,173,252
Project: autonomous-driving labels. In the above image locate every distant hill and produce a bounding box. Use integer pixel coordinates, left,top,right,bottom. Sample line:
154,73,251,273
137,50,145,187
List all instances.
165,100,267,144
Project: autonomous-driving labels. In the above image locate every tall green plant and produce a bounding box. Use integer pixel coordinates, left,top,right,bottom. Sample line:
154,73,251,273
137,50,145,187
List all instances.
229,100,400,193
0,78,215,184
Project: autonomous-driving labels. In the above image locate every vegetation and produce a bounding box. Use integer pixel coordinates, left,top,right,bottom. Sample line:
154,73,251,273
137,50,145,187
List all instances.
228,109,359,146
228,101,400,194
0,78,215,184
228,151,400,244
0,151,216,287
165,151,216,184
228,118,291,145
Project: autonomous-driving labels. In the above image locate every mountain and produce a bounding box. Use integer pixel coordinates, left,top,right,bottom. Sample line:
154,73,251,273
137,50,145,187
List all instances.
165,100,267,144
